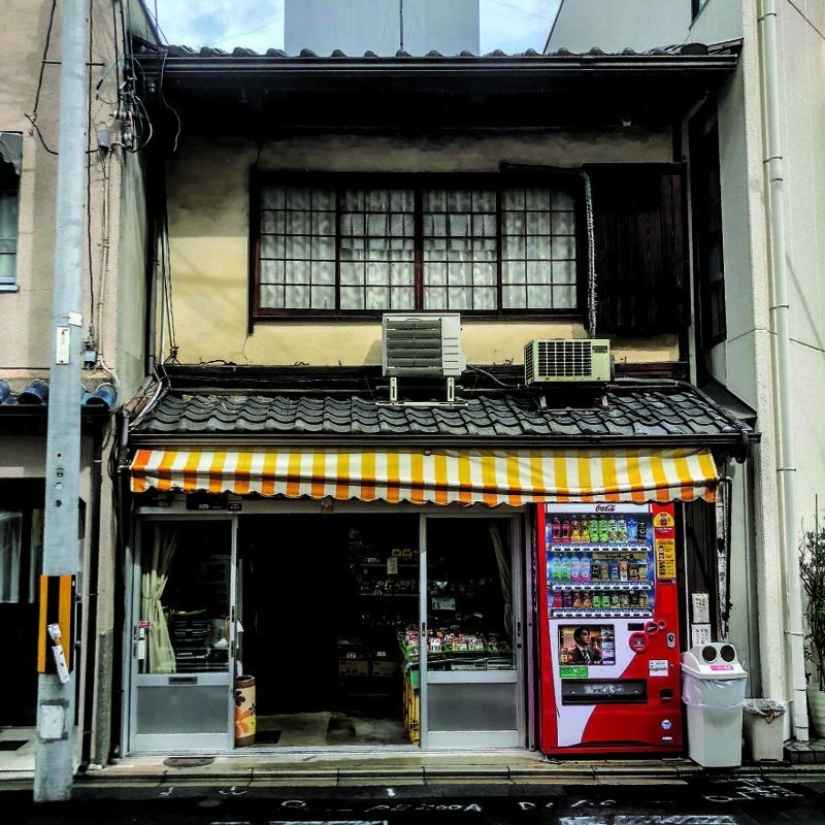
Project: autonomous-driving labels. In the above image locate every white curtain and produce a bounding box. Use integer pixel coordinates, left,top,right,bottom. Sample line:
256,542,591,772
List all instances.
0,512,22,603
489,523,513,640
141,528,177,673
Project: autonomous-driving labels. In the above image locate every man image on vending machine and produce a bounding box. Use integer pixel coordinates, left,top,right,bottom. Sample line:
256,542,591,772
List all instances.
568,626,602,665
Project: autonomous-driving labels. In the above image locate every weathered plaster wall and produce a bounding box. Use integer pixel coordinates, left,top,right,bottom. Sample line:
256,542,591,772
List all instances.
163,129,679,367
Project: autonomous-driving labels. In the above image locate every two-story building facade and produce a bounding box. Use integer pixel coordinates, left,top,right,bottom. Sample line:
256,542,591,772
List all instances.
108,26,758,758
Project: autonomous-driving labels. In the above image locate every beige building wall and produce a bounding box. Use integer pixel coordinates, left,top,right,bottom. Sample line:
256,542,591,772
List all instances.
162,130,679,369
0,0,147,398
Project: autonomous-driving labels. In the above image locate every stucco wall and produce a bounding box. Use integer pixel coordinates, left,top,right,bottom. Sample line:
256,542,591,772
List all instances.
162,130,679,368
0,0,146,395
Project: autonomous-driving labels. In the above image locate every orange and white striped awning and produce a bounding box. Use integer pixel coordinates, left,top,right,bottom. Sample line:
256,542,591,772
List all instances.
129,446,719,506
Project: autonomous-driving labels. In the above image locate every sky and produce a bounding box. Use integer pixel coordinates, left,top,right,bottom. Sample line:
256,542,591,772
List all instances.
148,0,563,55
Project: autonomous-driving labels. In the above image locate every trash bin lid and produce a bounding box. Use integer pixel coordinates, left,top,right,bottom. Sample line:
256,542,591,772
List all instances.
681,649,747,679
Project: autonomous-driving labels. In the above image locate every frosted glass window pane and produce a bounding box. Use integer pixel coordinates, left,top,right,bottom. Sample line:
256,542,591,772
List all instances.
315,261,335,285
503,285,526,308
260,235,285,259
448,288,470,310
502,189,522,210
504,213,525,236
392,288,415,309
552,211,575,234
502,236,524,259
284,283,308,307
424,190,447,211
524,188,548,209
312,286,335,310
259,259,284,285
552,188,575,210
340,263,363,286
391,263,415,285
341,287,364,310
313,211,335,235
526,235,550,259
342,190,363,210
259,284,282,308
527,285,552,308
475,287,496,310
368,214,388,235
262,187,286,209
424,287,447,309
312,189,335,210
426,263,447,285
502,261,524,285
316,237,335,261
553,285,577,308
527,212,550,235
449,214,469,237
289,189,310,209
474,190,496,212
554,235,576,260
366,287,390,309
553,259,577,283
473,263,495,286
287,212,310,234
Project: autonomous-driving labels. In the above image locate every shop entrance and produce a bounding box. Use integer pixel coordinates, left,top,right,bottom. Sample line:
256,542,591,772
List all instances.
127,508,524,752
238,513,419,747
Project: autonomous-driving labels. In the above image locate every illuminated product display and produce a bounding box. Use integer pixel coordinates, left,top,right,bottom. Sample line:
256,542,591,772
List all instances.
537,502,683,755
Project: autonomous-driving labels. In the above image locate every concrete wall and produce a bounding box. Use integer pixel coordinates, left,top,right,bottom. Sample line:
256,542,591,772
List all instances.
160,129,679,369
546,0,691,53
285,0,480,56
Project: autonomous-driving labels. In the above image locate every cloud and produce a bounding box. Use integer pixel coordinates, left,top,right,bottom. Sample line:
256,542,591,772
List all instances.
154,0,558,54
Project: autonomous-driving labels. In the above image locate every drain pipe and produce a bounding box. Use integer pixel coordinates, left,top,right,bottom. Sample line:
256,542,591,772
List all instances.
759,0,808,741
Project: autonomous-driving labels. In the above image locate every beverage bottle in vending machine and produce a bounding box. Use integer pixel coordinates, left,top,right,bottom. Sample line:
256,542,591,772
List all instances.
570,555,581,582
626,518,637,541
560,556,571,581
561,519,572,542
571,519,581,542
563,591,573,608
553,591,563,609
599,519,610,543
552,517,562,541
588,518,600,542
580,554,591,582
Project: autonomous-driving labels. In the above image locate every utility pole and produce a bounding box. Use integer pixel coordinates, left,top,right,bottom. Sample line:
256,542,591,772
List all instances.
34,0,88,802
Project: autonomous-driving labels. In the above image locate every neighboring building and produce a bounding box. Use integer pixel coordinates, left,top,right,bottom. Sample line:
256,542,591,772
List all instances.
285,0,480,55
0,0,155,768
112,10,755,757
548,0,825,748
546,0,691,52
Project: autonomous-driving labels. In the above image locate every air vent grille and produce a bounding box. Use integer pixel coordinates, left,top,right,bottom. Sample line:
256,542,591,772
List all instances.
382,314,465,378
524,339,612,384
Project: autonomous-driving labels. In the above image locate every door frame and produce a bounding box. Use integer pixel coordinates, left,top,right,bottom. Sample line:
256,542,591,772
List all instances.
125,513,238,754
419,512,525,750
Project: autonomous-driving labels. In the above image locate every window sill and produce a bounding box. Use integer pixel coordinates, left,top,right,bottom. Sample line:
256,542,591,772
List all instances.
0,283,18,293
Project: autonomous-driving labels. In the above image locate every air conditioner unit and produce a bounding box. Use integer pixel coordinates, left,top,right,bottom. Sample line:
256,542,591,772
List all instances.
524,339,612,384
382,314,466,378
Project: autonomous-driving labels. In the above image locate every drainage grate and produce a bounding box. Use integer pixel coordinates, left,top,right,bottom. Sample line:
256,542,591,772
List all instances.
163,756,215,768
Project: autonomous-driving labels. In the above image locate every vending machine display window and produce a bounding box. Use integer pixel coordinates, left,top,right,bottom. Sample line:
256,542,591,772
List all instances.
558,624,616,668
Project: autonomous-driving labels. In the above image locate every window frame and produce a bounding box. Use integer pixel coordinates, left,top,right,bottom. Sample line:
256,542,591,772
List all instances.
0,132,21,292
249,170,586,322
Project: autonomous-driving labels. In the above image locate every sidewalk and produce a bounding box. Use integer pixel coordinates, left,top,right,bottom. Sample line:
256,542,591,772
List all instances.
4,727,825,793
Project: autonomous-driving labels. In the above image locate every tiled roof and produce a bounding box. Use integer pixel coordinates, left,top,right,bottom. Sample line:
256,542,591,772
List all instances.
0,380,118,410
130,383,753,452
154,42,737,60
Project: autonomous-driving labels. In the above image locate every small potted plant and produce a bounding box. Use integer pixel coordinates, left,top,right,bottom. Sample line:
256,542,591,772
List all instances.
800,524,825,735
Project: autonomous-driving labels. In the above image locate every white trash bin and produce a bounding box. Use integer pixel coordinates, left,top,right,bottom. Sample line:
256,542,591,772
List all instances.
681,643,748,767
743,698,786,761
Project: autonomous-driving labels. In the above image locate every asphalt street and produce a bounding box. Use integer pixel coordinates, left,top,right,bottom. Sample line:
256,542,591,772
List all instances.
4,775,825,825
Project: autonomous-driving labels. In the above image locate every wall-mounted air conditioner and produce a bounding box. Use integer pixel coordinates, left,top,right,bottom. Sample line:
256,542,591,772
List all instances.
524,339,612,384
382,313,466,378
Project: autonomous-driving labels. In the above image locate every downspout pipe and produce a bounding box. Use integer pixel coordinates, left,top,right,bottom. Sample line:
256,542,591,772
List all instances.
758,0,808,741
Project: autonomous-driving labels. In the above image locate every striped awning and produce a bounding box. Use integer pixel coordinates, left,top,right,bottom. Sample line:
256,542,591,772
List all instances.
129,447,719,506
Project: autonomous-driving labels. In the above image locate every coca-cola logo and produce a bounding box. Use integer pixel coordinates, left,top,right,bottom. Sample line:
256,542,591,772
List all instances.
594,504,617,512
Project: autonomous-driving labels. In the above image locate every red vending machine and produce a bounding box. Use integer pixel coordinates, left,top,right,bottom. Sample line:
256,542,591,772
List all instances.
537,502,682,755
